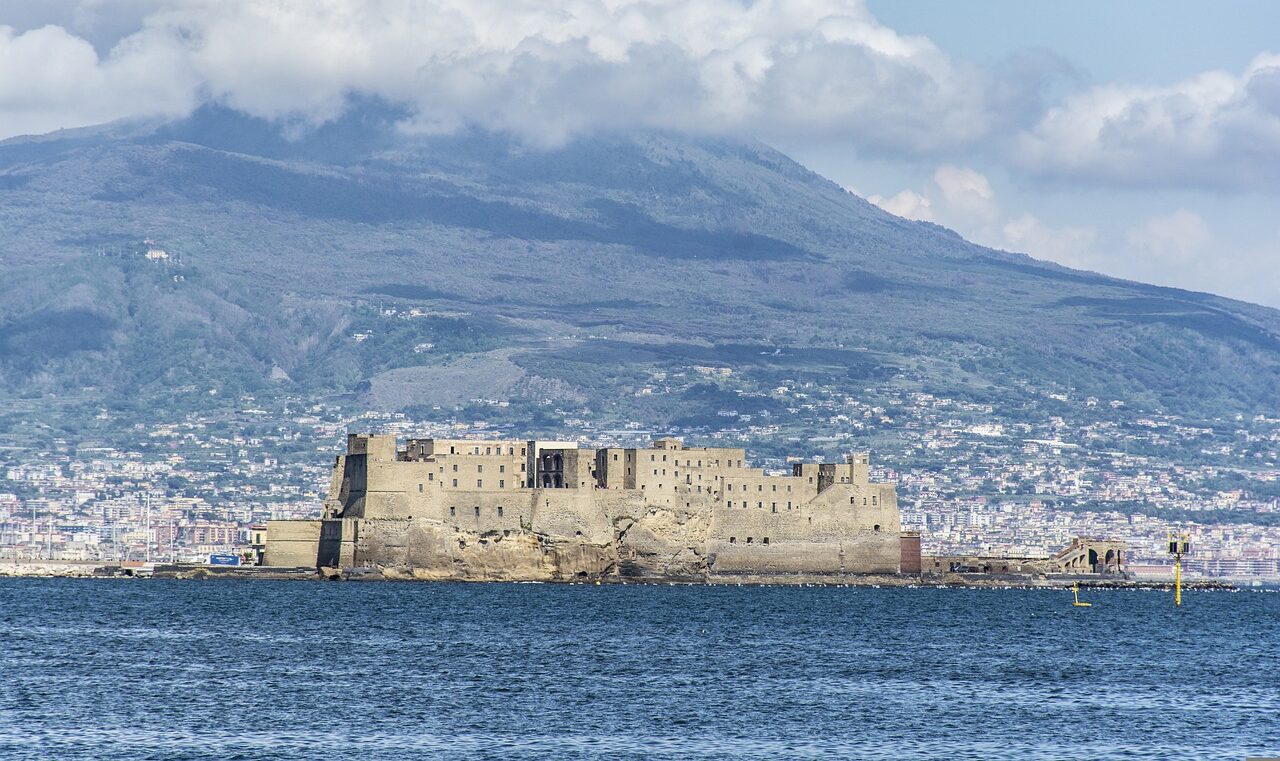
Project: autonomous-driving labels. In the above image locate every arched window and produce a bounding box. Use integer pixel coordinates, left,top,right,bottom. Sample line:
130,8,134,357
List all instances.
873,524,880,532
497,506,504,517
762,537,769,545
473,506,480,517
449,506,456,517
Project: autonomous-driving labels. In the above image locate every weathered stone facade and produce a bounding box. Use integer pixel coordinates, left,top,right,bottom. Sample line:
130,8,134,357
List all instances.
921,537,1128,578
267,433,905,581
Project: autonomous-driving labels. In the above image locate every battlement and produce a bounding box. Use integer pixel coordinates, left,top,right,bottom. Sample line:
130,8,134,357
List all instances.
312,433,904,580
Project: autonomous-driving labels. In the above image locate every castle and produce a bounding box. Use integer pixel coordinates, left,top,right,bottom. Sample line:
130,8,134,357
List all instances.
265,434,906,581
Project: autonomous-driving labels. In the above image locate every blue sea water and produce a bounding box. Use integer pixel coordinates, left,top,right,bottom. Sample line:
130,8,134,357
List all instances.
0,580,1276,760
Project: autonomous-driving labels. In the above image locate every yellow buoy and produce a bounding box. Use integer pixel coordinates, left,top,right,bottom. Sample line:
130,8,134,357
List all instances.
1072,582,1092,608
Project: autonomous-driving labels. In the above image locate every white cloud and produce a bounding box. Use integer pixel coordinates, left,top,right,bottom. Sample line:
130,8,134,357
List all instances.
867,189,934,222
1002,213,1098,269
870,165,1098,268
1124,209,1214,265
869,165,1002,242
1015,53,1280,190
933,165,999,227
0,22,195,138
0,0,1004,151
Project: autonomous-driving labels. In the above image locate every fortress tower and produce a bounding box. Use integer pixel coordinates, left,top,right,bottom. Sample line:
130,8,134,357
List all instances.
266,433,905,582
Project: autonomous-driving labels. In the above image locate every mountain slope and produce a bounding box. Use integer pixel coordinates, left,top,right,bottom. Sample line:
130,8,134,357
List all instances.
1,106,1278,427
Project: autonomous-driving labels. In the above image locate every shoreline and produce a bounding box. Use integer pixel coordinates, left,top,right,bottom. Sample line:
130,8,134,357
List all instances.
0,560,1247,589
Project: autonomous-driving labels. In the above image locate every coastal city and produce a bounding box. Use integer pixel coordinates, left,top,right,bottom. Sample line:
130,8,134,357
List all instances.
2,367,1277,580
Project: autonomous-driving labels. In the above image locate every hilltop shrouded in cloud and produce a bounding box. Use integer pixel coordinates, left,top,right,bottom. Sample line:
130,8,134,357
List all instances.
1,0,1279,306
0,0,1001,152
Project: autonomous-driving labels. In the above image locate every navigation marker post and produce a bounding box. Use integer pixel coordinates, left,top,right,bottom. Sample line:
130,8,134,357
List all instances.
1167,531,1190,607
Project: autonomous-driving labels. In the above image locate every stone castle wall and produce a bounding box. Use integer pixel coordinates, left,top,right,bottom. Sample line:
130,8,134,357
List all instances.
272,433,907,581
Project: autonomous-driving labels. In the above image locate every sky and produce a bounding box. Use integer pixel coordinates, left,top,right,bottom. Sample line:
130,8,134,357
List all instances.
1,0,1278,306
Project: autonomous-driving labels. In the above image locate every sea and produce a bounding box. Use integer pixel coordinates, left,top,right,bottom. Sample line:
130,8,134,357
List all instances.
0,579,1276,760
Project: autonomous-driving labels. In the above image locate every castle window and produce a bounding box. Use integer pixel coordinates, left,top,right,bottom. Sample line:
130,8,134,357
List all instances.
746,537,753,544
418,484,423,492
497,506,504,517
450,446,456,454
872,495,877,505
486,447,491,455
651,454,655,462
473,447,479,455
477,479,483,488
499,480,505,488
762,537,769,545
499,465,505,473
429,473,434,481
450,506,456,517
787,501,792,509
453,464,458,472
729,537,736,544
772,485,776,492
613,454,619,461
757,485,763,492
474,506,480,516
521,464,526,472
771,503,777,513
478,464,484,473
863,497,868,505
521,447,526,456
757,501,762,508
851,497,856,504
504,529,510,537
874,524,881,532
452,479,458,487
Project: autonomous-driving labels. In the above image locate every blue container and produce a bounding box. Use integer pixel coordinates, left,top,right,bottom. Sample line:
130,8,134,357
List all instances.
208,553,241,566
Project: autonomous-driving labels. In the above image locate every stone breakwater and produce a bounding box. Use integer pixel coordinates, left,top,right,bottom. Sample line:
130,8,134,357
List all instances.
0,562,1236,591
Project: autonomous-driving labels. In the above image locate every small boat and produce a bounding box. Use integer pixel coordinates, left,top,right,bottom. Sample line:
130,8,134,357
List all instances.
1072,582,1093,608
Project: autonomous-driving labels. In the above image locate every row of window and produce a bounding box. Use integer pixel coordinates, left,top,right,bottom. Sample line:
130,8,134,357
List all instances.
423,479,509,490
852,496,879,506
729,501,792,511
448,445,525,456
727,483,793,493
449,463,519,473
641,453,741,468
728,537,769,544
449,506,507,517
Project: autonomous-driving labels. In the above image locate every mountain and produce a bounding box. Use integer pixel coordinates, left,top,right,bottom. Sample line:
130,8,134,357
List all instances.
1,105,1279,434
